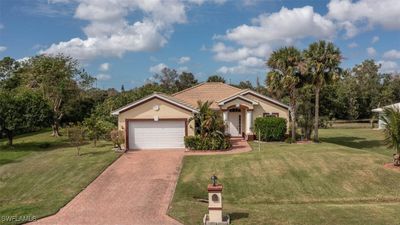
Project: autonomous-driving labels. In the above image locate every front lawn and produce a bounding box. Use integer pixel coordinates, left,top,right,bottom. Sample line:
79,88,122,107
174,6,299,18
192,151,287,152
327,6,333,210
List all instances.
0,130,120,225
169,128,400,225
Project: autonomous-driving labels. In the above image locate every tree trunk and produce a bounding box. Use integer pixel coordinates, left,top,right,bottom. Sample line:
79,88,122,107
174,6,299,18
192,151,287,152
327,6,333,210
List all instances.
51,121,61,137
290,102,296,143
94,138,97,147
313,87,320,142
6,130,13,146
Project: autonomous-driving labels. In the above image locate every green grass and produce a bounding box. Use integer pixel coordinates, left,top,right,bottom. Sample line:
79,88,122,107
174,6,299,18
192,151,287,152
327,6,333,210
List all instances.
0,129,120,225
169,128,400,225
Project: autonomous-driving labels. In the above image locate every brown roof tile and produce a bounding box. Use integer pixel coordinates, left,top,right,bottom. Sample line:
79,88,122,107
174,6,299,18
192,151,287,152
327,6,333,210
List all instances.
172,82,243,109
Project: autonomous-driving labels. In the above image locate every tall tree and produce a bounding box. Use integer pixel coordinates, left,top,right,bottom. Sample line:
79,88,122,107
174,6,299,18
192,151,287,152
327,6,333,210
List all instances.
0,89,51,145
176,72,198,91
207,75,226,83
236,80,254,90
21,54,94,136
153,67,179,93
267,47,303,142
0,57,21,90
304,41,341,142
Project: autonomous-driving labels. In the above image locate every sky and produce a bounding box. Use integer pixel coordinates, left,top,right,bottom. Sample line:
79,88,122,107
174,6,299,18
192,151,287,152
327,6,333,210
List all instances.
0,0,399,90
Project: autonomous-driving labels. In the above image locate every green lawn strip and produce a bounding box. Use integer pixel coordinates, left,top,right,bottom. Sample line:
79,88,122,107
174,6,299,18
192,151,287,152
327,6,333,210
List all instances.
0,130,120,225
169,128,400,224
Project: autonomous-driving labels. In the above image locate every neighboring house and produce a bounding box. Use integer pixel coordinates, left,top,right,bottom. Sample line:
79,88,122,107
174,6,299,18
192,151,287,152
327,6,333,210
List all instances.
372,102,400,129
112,82,289,150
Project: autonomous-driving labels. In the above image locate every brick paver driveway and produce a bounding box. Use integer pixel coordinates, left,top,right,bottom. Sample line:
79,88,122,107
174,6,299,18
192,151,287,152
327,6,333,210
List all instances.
33,150,184,225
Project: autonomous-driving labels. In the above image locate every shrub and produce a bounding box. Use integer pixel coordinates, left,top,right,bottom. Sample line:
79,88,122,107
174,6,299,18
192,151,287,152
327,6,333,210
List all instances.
319,116,333,128
254,117,287,141
66,124,86,156
184,136,231,150
110,129,125,150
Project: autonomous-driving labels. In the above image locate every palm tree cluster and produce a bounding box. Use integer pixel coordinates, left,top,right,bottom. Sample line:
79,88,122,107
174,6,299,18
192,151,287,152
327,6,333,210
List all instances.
190,100,225,140
267,40,342,143
382,107,400,166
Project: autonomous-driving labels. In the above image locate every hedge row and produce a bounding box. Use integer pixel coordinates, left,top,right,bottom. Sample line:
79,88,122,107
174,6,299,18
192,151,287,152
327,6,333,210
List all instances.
184,136,231,150
254,117,287,141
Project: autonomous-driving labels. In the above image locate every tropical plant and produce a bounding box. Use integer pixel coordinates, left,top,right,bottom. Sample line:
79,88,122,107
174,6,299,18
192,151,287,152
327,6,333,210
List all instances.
304,41,341,142
267,46,303,142
190,101,225,139
381,107,400,166
187,101,229,150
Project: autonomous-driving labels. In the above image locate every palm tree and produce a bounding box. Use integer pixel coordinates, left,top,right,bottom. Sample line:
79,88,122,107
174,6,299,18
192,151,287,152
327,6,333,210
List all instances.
189,100,225,139
304,41,341,142
267,47,302,142
381,107,400,166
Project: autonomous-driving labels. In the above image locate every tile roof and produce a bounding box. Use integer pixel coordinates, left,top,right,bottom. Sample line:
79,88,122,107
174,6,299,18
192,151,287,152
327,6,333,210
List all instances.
172,82,243,109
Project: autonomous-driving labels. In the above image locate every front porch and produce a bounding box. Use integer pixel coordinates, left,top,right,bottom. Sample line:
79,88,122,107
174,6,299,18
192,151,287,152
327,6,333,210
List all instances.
220,101,256,141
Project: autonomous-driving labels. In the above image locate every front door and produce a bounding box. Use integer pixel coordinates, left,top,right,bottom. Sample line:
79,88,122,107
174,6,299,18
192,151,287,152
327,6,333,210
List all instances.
228,110,241,136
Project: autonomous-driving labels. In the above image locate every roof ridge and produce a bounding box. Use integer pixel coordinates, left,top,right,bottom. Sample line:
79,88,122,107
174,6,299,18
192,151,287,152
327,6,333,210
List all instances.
158,92,196,108
216,89,249,102
171,82,242,96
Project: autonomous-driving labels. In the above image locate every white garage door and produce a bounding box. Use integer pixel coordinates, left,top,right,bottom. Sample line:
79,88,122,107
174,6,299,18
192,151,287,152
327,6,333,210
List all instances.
128,120,185,149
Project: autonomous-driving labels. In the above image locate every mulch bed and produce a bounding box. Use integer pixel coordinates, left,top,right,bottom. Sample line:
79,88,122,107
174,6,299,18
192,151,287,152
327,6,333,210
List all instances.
383,163,400,172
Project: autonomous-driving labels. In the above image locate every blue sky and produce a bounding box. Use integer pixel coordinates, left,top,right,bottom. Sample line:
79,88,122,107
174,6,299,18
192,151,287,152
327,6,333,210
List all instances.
0,0,399,89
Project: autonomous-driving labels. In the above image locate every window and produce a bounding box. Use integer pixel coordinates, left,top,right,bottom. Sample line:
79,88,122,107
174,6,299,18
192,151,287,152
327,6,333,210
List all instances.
263,112,279,117
229,108,241,112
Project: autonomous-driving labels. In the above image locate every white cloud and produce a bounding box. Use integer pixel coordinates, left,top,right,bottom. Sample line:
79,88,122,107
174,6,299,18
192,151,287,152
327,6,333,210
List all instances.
149,63,168,74
378,60,399,73
96,73,111,81
371,36,379,44
217,65,263,75
212,6,335,75
348,42,358,48
223,6,335,47
40,0,188,61
99,62,110,71
187,0,226,5
0,46,6,52
383,50,400,60
327,0,400,37
178,56,190,64
177,66,189,73
366,47,376,56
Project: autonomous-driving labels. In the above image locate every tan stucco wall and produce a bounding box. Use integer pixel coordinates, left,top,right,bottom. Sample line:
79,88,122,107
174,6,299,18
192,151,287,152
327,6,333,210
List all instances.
244,93,290,125
117,97,195,136
220,98,254,110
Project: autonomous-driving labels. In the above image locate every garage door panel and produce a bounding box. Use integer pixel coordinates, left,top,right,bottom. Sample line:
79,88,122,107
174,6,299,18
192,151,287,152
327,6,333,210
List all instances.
128,120,185,149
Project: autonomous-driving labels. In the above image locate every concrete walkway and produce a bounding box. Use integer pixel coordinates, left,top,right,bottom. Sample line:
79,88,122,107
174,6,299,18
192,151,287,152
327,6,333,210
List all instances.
32,150,183,225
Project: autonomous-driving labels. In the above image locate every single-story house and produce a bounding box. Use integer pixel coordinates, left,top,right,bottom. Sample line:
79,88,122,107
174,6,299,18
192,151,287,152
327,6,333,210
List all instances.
111,82,289,150
372,102,400,129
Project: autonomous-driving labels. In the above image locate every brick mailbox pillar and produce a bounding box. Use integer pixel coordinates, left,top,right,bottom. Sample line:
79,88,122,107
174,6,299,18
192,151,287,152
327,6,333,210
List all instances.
203,178,230,225
208,184,223,222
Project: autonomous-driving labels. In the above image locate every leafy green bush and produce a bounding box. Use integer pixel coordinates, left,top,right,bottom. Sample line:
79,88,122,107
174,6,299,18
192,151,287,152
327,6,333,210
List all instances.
184,136,231,150
254,117,287,141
